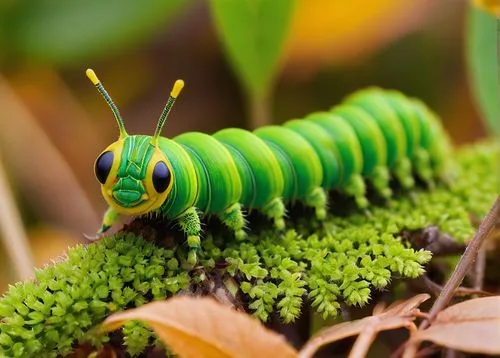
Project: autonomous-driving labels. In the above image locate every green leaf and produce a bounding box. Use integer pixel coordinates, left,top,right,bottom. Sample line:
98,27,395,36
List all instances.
3,0,190,65
210,0,296,98
466,4,500,135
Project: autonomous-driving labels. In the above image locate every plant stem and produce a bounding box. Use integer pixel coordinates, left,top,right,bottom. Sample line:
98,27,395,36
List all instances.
349,329,376,358
473,241,486,290
402,196,500,358
0,153,34,280
248,92,272,129
421,195,499,328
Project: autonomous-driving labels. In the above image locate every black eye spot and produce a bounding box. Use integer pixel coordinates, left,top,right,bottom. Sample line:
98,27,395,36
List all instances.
95,151,114,184
152,162,171,193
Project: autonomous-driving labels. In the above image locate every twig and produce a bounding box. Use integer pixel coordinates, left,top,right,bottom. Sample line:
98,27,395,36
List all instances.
348,328,377,358
421,196,499,328
402,196,500,358
472,240,486,290
418,275,493,297
0,153,34,280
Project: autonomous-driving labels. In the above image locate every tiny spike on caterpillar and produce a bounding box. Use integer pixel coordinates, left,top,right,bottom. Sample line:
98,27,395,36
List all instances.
87,69,453,266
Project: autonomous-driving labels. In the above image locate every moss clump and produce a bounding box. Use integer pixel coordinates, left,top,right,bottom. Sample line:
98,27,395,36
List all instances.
0,235,189,357
0,141,497,357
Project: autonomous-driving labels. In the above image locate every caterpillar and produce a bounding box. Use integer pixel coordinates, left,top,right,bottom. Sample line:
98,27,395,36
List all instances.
87,69,452,265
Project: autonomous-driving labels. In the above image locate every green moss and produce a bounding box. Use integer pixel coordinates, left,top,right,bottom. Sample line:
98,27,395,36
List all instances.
122,321,154,357
0,141,497,357
0,235,190,357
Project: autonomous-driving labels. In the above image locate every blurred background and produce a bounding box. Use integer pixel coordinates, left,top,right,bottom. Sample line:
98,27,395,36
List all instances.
0,0,496,292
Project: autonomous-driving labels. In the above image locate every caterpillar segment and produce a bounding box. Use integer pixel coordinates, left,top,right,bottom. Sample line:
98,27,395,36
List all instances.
86,69,452,266
304,112,368,208
342,90,414,190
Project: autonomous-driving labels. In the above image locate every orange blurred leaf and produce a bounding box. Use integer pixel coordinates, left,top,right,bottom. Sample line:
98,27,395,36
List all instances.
299,294,430,358
285,0,433,77
473,0,499,16
101,296,297,358
410,296,500,354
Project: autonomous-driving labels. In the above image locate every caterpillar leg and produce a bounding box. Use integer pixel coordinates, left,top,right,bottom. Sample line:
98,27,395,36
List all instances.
371,166,392,199
85,206,119,240
218,203,246,240
414,149,435,188
304,187,328,220
343,174,368,208
177,207,202,266
262,198,286,230
393,158,415,190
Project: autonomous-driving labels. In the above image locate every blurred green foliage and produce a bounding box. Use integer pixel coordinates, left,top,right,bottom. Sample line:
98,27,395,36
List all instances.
466,4,499,136
210,0,295,101
1,0,189,66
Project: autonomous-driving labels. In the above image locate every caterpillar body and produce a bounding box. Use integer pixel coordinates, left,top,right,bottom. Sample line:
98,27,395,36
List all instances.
87,69,451,265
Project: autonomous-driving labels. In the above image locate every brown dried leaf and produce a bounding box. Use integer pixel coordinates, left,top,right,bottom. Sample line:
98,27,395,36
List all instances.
411,296,500,354
299,294,430,358
101,296,297,358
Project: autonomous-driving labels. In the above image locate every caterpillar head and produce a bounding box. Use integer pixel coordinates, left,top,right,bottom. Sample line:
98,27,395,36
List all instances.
87,69,183,216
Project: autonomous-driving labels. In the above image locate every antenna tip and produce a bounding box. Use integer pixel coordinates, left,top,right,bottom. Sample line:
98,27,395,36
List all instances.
86,68,100,85
171,79,184,98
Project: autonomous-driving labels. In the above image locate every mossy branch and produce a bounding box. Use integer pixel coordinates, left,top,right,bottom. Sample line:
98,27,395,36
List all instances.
0,141,497,357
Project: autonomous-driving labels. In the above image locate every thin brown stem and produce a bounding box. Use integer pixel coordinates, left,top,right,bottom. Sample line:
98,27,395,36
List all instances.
348,329,376,358
0,153,34,279
473,241,486,290
402,196,500,358
420,275,493,297
421,195,499,328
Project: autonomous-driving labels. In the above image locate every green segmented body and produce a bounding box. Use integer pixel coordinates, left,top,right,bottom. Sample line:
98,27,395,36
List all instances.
89,75,452,265
213,128,284,209
151,88,451,221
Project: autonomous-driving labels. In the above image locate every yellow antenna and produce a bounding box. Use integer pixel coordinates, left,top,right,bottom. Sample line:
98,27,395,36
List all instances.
171,79,184,98
152,79,184,144
86,68,128,139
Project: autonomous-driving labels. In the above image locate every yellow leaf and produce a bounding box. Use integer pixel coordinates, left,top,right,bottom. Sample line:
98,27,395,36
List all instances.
473,0,500,16
285,0,430,75
101,296,297,358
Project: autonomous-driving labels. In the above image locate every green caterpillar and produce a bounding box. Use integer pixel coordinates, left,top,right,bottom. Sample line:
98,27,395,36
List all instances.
87,69,452,265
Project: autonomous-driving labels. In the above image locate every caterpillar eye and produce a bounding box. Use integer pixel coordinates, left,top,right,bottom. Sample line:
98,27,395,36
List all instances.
152,161,171,193
95,151,114,184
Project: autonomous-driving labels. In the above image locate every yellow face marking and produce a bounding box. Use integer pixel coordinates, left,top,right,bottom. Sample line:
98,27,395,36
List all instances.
96,139,174,216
